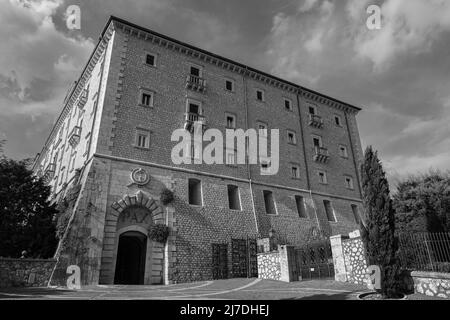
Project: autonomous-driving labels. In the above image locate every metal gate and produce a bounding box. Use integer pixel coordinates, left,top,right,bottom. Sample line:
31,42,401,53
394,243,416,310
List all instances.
295,240,334,280
231,237,258,278
212,243,228,280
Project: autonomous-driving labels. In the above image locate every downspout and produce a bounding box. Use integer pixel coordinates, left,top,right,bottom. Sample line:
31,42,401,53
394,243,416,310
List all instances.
344,113,363,198
296,88,322,234
243,67,259,235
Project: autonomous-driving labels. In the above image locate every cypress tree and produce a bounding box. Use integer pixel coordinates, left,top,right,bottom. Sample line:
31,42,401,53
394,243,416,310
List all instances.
360,146,401,298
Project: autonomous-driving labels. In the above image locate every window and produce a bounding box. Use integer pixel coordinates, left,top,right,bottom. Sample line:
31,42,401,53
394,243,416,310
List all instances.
284,98,293,111
225,148,237,165
263,190,277,215
312,135,322,148
135,129,150,149
140,90,153,107
145,53,156,66
334,115,342,127
339,145,348,158
188,178,202,206
351,204,360,224
345,176,354,190
291,166,300,179
318,171,328,184
190,143,201,161
287,130,296,145
256,89,264,101
225,79,234,92
308,105,317,115
324,200,336,222
69,152,76,172
295,196,307,218
226,114,236,129
227,185,241,210
190,66,201,77
187,99,201,115
258,122,268,136
260,159,270,174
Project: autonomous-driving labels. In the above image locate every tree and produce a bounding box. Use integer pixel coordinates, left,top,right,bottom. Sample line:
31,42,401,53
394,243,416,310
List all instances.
393,170,450,233
360,146,401,298
0,147,58,258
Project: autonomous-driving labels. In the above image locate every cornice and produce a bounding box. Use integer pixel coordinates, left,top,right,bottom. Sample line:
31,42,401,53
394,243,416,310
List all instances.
111,17,361,113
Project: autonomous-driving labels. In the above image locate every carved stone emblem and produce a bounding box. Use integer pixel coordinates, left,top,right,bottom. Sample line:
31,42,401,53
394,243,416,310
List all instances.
131,168,150,186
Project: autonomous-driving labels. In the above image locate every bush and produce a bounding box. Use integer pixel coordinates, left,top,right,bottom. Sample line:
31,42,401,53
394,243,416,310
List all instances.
148,224,170,243
360,146,402,298
160,188,174,206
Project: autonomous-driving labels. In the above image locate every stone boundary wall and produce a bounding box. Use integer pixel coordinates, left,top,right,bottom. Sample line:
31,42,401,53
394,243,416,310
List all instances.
0,258,56,288
331,231,369,286
411,271,450,299
257,252,281,281
342,237,367,285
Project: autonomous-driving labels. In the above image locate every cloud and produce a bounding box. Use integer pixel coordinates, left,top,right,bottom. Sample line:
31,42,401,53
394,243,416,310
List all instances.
348,0,450,71
265,0,336,84
0,0,94,116
266,0,450,184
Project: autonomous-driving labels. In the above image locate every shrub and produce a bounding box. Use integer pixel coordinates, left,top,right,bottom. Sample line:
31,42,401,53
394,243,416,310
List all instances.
160,188,174,206
360,146,402,298
148,224,170,243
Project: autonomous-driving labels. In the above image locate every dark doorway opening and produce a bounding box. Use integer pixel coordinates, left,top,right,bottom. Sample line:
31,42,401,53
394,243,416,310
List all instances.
114,231,147,285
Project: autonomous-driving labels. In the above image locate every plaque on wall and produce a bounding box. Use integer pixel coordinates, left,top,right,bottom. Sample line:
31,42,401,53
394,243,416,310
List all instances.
131,168,150,186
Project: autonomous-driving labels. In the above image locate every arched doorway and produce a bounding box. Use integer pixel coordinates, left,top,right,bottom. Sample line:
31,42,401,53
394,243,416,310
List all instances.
114,231,147,284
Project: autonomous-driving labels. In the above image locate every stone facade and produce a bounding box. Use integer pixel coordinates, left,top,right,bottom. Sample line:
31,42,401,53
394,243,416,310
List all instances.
257,252,281,281
0,258,56,288
32,17,364,286
412,271,450,299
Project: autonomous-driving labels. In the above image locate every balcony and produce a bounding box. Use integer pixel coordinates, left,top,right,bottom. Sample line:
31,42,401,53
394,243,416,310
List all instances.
184,112,207,133
309,114,324,129
77,89,88,109
43,163,56,182
68,126,82,147
186,75,206,93
313,147,330,163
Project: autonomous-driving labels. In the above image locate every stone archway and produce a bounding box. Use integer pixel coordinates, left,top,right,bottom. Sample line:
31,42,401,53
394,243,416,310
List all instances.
114,230,147,284
99,191,166,285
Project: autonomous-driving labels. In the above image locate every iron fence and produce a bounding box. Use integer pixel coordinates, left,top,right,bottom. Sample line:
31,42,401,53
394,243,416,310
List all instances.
398,232,450,272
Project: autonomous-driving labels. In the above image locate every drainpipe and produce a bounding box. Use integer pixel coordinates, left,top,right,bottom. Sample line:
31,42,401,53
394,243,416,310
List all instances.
296,88,322,234
243,67,259,235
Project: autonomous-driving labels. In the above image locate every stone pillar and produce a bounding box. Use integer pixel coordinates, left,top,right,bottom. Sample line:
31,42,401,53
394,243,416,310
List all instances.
278,245,298,282
330,235,348,282
164,206,176,285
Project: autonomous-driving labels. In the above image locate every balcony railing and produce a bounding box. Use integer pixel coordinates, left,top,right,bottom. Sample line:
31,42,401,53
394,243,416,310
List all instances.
43,163,56,182
77,89,88,109
309,114,324,129
186,75,206,93
184,112,206,133
68,126,82,147
313,146,330,163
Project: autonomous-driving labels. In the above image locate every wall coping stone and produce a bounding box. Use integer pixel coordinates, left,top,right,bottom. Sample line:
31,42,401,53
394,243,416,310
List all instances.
411,271,450,280
0,258,57,263
257,251,279,255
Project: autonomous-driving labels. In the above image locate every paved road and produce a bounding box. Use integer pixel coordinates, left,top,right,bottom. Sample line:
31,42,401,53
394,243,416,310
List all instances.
0,279,444,300
0,279,367,300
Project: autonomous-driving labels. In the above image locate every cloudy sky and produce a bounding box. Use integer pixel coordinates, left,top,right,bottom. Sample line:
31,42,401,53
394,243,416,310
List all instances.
1,0,449,186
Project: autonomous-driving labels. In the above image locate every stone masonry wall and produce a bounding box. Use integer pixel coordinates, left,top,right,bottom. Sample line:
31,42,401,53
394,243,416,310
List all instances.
342,237,367,285
257,252,281,281
412,271,450,299
0,258,56,288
